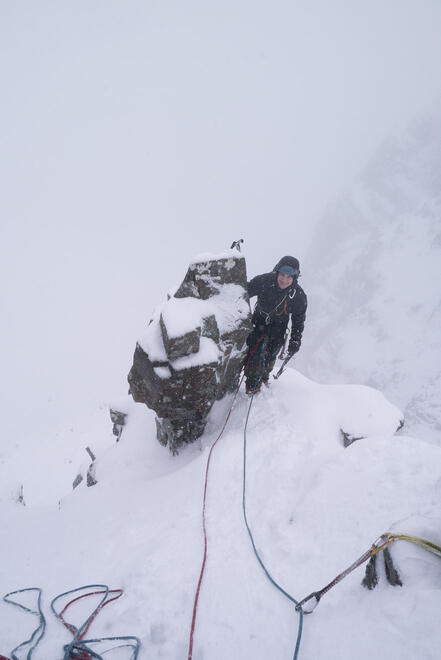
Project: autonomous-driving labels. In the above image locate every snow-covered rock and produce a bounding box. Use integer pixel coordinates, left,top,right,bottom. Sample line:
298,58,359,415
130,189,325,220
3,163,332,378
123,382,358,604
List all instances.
128,251,251,453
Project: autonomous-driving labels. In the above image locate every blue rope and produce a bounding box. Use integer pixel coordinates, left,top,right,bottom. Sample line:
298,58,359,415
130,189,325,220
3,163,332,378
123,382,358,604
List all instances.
65,636,141,659
3,588,46,660
51,585,141,660
242,395,304,660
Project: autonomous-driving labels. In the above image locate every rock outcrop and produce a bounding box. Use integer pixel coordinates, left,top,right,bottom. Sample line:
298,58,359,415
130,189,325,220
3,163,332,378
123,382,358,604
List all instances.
128,251,252,453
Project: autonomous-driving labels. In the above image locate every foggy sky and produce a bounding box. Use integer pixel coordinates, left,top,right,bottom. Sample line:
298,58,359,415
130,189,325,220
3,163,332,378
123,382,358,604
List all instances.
2,0,441,442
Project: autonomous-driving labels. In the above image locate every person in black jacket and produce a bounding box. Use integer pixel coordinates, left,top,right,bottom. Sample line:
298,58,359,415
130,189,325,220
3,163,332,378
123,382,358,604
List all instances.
244,255,307,394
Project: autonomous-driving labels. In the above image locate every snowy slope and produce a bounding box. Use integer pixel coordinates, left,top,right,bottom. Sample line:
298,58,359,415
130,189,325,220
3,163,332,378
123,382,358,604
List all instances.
1,371,440,659
297,115,441,445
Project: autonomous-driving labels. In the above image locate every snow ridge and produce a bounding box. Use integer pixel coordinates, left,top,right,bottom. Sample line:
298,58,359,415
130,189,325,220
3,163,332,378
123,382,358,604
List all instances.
1,369,440,659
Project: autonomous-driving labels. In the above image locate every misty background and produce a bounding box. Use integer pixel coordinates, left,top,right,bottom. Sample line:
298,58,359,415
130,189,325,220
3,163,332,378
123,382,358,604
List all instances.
2,1,441,462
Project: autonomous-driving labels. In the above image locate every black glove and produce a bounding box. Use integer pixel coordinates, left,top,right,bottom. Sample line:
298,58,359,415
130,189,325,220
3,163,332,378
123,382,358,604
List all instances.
287,340,300,358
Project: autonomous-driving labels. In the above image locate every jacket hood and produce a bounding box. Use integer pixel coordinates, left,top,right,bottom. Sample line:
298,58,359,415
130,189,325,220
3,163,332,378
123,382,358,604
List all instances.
273,255,300,276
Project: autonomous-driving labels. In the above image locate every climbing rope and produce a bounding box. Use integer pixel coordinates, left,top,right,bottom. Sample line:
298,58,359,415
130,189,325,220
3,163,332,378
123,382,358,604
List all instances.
242,394,304,660
389,532,441,557
2,588,46,660
187,337,268,659
187,331,301,659
2,585,140,660
187,372,246,660
51,585,141,660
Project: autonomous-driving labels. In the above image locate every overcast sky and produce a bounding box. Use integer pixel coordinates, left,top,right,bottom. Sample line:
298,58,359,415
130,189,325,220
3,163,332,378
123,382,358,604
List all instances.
2,0,441,442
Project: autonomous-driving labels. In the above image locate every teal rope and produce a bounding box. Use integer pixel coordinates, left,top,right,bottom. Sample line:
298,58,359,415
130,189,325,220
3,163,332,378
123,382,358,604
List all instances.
67,636,141,659
3,588,46,660
242,394,304,660
51,585,141,660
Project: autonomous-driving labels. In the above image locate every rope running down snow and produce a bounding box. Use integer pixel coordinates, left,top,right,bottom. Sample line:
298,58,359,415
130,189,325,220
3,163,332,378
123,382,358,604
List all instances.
187,371,247,660
242,394,304,660
187,335,268,659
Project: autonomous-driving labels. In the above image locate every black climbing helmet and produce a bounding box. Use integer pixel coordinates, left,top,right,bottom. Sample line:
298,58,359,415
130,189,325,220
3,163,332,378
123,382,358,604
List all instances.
273,256,300,279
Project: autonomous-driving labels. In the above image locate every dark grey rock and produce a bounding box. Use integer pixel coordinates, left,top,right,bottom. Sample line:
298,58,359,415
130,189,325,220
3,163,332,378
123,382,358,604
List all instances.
73,473,83,490
87,463,98,487
341,429,365,448
174,257,248,300
201,314,220,343
110,409,128,427
128,253,252,453
342,418,405,447
110,408,127,441
160,313,201,360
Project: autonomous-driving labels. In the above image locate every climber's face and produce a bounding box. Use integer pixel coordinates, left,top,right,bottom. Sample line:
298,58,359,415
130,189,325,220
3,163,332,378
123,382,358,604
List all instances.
277,272,294,289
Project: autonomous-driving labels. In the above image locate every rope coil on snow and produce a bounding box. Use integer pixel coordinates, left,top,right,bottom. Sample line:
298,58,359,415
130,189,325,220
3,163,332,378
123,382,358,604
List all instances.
2,588,46,660
3,585,140,660
51,585,141,660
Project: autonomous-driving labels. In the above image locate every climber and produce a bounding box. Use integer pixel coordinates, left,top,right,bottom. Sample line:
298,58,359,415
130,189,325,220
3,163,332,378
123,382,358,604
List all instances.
244,256,307,394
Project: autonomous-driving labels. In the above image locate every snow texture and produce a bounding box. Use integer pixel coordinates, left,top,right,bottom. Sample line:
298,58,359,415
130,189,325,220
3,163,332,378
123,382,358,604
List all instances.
190,249,242,265
138,282,249,366
153,366,172,380
1,369,439,660
170,337,219,371
298,115,441,446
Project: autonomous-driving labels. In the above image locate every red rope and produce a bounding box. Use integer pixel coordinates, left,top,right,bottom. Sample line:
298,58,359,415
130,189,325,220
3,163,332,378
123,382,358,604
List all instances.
58,588,123,659
187,338,264,659
59,588,123,639
187,374,244,659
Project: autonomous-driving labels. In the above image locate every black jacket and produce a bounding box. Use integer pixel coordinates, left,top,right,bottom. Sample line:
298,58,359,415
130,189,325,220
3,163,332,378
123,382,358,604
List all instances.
247,272,307,350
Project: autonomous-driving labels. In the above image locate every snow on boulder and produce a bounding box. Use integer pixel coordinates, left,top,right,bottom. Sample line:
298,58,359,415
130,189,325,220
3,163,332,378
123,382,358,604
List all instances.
128,250,252,453
324,383,404,446
273,370,404,448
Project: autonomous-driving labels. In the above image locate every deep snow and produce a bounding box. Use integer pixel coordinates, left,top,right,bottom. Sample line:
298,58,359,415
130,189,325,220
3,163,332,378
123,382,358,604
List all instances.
1,369,440,659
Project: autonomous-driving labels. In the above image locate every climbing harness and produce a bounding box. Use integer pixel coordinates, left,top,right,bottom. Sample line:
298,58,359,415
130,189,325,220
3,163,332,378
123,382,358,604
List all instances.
295,532,441,613
255,292,291,326
242,393,304,660
51,585,141,660
2,588,46,660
